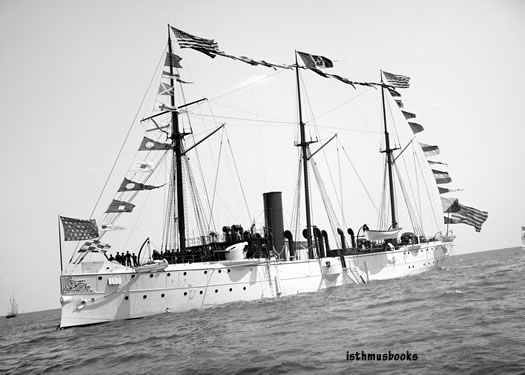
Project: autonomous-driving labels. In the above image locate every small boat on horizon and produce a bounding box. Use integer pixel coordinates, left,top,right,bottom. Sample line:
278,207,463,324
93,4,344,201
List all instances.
6,295,18,319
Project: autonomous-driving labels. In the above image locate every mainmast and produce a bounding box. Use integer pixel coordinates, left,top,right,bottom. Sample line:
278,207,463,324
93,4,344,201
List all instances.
295,52,313,257
168,25,186,252
380,70,398,229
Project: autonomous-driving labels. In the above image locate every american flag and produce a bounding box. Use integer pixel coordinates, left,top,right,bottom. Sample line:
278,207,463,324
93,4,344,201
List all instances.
60,216,99,241
383,71,411,88
444,204,488,232
170,26,220,54
79,240,111,252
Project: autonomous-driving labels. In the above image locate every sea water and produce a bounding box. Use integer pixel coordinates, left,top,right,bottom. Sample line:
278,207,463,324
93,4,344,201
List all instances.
1,247,524,374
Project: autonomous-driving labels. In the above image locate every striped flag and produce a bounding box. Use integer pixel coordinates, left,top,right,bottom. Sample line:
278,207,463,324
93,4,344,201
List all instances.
395,99,404,108
432,169,452,184
420,143,440,157
444,204,488,232
170,26,221,57
383,71,410,88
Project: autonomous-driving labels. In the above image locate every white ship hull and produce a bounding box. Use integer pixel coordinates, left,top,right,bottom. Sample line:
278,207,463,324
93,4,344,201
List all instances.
59,241,451,328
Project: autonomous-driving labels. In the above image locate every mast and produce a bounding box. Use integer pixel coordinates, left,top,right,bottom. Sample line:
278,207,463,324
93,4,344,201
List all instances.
295,52,313,256
168,25,186,252
380,70,398,229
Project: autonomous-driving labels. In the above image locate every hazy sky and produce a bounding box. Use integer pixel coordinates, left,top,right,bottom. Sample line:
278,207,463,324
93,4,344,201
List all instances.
1,0,524,313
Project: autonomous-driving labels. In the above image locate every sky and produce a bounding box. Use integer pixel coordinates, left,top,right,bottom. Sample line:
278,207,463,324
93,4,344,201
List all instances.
1,0,524,313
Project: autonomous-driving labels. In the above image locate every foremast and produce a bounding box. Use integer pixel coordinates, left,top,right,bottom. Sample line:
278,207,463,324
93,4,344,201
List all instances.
168,25,186,252
380,71,399,230
295,52,314,257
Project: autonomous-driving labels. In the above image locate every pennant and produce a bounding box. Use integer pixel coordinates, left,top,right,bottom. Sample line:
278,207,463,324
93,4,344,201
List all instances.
395,99,404,108
118,178,162,192
106,199,135,213
441,197,461,213
170,26,221,57
428,160,448,166
162,71,192,84
139,136,172,151
131,160,155,172
432,169,452,184
79,240,111,252
438,186,463,194
420,143,440,157
444,204,488,232
164,52,182,69
297,51,333,69
309,67,330,78
60,216,99,241
383,71,410,88
408,122,424,134
158,81,174,96
328,73,356,89
402,111,416,120
99,224,125,231
388,88,401,97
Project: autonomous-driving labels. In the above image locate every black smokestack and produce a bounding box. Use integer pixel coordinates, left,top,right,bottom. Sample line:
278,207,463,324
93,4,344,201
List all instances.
263,192,285,259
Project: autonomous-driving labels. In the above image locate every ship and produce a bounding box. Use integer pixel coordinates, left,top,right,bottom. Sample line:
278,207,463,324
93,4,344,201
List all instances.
521,226,525,249
6,295,18,319
57,26,488,328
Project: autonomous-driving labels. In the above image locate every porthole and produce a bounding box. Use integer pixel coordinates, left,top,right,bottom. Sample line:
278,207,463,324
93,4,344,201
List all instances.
243,286,246,291
150,274,154,278
204,270,207,274
183,272,187,276
161,293,165,298
227,269,231,273
124,296,129,300
184,292,188,296
229,288,232,292
167,273,171,277
199,290,203,295
218,270,222,273
131,275,136,278
215,289,218,293
98,276,102,280
143,295,147,299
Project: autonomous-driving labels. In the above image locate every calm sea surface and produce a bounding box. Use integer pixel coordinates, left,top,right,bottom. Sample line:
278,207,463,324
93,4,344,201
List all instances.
1,247,524,374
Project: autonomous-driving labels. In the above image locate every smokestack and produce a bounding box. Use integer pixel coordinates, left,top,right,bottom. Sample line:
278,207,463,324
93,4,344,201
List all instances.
263,192,285,259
